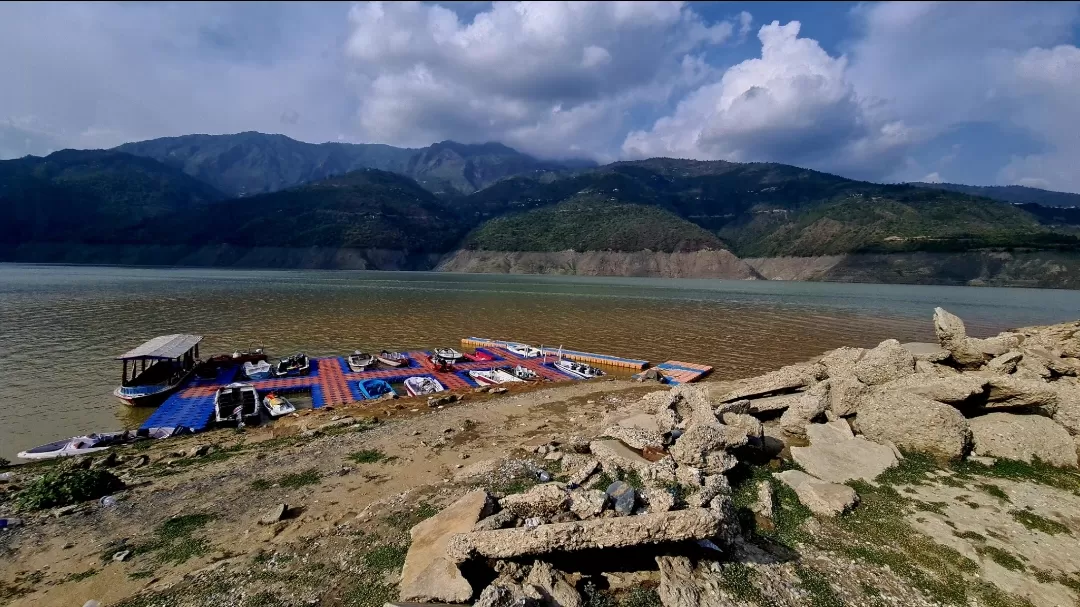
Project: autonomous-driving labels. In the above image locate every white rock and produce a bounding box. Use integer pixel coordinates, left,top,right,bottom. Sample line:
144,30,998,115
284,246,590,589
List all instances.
774,470,858,516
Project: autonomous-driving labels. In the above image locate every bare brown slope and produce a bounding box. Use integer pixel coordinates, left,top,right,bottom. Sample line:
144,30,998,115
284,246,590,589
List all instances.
435,249,762,279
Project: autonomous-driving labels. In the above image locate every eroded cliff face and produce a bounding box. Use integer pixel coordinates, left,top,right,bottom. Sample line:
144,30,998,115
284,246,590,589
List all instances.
747,251,1080,289
434,249,763,279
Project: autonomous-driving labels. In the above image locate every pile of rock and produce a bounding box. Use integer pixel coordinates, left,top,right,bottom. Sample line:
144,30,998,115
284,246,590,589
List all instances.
395,309,1080,606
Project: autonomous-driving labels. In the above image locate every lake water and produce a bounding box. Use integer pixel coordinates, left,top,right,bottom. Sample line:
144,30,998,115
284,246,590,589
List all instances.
2,263,1079,460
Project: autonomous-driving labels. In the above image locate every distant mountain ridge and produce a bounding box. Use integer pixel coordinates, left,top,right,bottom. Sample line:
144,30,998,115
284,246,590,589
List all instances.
116,132,594,197
4,139,1080,287
909,182,1080,208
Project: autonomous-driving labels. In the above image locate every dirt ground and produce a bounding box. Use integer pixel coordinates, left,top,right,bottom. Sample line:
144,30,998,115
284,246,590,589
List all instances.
2,379,1079,607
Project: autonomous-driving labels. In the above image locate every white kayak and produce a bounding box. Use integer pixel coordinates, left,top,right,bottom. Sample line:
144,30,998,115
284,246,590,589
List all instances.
469,368,525,386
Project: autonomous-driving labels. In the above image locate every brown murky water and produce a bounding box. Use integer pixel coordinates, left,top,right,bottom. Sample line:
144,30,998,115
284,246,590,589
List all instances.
3,263,1078,460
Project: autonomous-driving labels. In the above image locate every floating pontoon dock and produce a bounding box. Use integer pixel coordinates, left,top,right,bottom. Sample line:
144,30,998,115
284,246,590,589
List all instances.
140,339,707,433
460,337,648,370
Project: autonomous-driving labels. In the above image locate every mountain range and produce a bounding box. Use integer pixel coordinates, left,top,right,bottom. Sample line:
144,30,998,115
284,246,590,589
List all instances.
3,131,1080,288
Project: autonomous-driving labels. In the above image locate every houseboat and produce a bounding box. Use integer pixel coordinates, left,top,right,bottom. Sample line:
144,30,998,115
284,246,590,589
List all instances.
114,334,202,406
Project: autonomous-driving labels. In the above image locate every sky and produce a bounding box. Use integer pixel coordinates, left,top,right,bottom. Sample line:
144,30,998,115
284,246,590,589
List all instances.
2,1,1080,193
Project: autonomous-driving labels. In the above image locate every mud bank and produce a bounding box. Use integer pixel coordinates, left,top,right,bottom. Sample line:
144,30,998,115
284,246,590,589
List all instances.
434,249,762,279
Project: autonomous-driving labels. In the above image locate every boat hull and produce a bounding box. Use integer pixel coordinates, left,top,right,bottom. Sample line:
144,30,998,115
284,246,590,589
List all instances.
404,377,445,397
114,368,193,407
358,380,397,399
377,354,406,367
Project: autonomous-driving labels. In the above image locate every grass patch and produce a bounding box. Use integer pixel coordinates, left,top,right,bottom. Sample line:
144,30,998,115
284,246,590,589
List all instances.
976,483,1010,501
1009,509,1070,535
243,591,287,607
730,461,812,550
343,580,395,607
976,545,1026,572
15,468,125,510
716,562,770,604
362,544,407,573
62,568,98,583
955,457,1080,495
278,468,321,489
794,566,844,607
250,478,273,491
348,449,394,464
128,569,155,580
385,502,439,531
133,513,216,565
619,587,662,607
588,472,615,492
952,530,986,542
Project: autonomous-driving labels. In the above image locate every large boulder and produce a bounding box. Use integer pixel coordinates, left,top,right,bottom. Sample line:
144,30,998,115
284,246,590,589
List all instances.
969,413,1078,468
934,307,986,366
901,342,951,363
746,392,806,414
524,561,583,607
827,374,868,417
399,490,494,603
774,470,858,516
855,391,972,460
447,508,723,562
853,339,916,386
721,412,764,442
983,375,1058,412
1052,377,1080,435
819,347,866,378
601,424,665,451
589,440,676,483
500,483,570,519
792,422,899,483
668,422,747,467
779,382,829,436
882,375,990,405
986,351,1023,374
710,363,825,402
656,556,727,607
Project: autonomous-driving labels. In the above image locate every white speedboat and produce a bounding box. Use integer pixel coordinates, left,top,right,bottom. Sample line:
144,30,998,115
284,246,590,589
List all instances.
555,359,606,379
214,382,261,425
347,351,376,372
17,428,175,460
507,344,543,358
242,360,273,380
377,350,407,367
433,347,463,361
273,353,311,377
404,376,445,397
512,365,540,381
262,392,297,418
469,368,525,386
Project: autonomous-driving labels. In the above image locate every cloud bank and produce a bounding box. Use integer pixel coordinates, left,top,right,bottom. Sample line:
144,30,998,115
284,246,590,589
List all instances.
2,1,1080,192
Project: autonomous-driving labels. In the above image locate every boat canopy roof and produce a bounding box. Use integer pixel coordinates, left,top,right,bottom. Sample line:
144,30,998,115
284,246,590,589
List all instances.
117,334,203,360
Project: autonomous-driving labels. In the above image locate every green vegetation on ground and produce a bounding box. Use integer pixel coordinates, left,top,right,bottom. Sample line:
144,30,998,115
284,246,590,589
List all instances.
15,468,125,510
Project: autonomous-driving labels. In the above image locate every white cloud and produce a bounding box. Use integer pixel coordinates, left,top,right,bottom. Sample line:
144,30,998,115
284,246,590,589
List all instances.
342,1,744,159
622,20,917,178
921,172,943,183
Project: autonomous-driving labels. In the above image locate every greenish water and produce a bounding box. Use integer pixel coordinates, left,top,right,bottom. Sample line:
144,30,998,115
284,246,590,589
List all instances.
2,263,1078,460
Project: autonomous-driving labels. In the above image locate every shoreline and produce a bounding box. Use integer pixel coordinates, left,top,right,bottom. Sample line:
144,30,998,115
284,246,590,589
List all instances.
1,308,1078,606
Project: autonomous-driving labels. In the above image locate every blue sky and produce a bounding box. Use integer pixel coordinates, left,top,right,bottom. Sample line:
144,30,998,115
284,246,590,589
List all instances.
2,1,1080,193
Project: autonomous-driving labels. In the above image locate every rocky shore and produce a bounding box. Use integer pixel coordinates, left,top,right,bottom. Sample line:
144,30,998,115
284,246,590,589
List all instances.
1,309,1079,607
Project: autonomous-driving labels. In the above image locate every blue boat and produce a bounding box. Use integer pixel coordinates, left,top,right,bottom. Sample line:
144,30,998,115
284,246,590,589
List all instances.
358,379,396,400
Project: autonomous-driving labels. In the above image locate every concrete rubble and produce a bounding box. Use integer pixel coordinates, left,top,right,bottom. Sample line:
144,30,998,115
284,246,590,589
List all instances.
396,308,1080,605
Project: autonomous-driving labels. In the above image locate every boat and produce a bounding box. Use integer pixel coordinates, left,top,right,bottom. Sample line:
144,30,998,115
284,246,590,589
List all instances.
404,376,445,397
347,351,376,372
115,334,203,406
16,428,177,461
377,350,407,367
469,350,496,362
273,353,311,377
507,344,544,358
195,348,268,379
262,392,297,418
214,382,261,425
358,379,397,399
511,365,540,381
242,360,273,380
469,368,525,386
429,354,455,372
433,348,463,361
555,359,606,379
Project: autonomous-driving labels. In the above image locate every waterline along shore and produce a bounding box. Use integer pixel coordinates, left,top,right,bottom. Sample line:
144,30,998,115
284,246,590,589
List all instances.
1,307,1079,607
